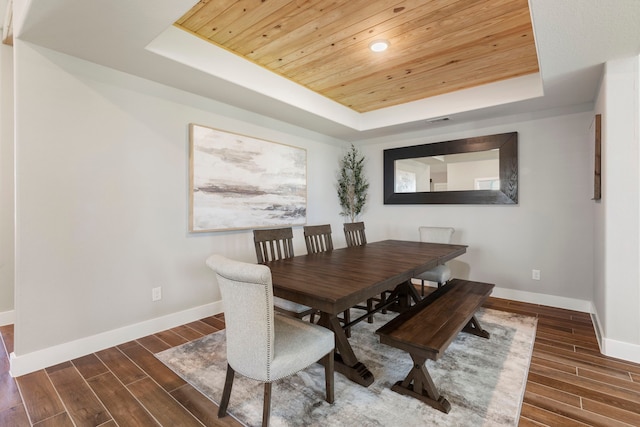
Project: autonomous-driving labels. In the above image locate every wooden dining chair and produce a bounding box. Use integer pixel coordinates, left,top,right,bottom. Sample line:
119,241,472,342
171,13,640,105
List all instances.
206,254,334,427
303,224,351,334
343,222,384,323
415,226,455,296
344,221,367,247
303,224,334,254
253,227,317,320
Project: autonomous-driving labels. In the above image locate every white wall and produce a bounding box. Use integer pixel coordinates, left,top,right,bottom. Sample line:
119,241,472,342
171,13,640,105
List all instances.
395,159,430,192
447,159,499,191
593,77,606,339
0,41,14,325
358,111,595,307
593,55,640,362
11,41,345,374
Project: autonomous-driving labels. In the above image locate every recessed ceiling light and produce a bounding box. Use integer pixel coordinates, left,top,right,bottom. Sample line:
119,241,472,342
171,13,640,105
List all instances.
369,39,389,52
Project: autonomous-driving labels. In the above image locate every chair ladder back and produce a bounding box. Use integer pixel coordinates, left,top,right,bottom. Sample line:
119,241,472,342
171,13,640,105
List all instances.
304,224,334,254
344,222,367,247
253,228,295,263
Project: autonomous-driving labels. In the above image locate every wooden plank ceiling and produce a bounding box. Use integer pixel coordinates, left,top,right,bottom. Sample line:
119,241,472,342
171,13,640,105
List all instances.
175,0,539,113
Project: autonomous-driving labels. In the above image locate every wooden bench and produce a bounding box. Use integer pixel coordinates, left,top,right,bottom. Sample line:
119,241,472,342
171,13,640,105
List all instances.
376,278,494,413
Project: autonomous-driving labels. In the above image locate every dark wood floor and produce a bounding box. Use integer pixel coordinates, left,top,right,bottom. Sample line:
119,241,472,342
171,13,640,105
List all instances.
1,295,640,426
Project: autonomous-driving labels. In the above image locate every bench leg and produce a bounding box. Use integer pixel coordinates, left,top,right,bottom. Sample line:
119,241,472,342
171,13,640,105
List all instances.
462,315,490,339
390,354,451,414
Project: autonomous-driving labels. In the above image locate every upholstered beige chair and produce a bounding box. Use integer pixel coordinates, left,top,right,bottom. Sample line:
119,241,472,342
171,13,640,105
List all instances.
206,254,335,427
254,227,317,320
415,226,455,296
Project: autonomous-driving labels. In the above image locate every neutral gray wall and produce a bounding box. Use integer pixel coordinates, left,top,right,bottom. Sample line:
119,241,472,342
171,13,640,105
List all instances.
12,41,344,356
358,110,595,303
0,42,14,320
593,55,640,353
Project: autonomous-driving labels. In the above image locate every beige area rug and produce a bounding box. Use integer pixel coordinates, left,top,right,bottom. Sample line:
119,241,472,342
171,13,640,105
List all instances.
156,308,537,427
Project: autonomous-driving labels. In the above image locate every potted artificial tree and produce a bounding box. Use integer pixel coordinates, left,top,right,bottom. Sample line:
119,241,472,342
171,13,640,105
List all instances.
337,144,369,222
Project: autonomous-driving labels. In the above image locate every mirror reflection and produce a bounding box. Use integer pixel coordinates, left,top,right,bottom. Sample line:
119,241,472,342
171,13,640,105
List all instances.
383,132,518,205
395,150,499,193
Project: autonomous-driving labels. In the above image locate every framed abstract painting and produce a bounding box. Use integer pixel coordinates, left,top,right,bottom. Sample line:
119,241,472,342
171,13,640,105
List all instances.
189,124,307,232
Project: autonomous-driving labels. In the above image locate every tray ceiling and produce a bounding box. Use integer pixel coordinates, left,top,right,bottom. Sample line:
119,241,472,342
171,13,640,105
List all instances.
175,0,540,113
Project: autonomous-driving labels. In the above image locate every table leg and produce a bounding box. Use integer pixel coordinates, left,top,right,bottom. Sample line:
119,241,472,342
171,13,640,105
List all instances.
405,280,423,305
318,312,374,387
386,280,421,312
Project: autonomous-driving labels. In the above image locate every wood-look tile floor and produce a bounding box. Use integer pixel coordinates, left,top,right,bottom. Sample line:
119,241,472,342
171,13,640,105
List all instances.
1,296,640,426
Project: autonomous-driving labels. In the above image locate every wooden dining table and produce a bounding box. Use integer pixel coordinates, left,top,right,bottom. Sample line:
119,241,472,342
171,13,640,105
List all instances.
263,239,467,387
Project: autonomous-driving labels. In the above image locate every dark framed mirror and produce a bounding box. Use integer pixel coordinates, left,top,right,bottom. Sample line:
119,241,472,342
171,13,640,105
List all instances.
384,132,518,204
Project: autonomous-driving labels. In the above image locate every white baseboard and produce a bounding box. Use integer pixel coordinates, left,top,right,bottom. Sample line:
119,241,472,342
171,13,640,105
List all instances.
590,306,640,363
8,285,638,376
489,286,593,313
9,301,223,377
0,309,14,326
590,306,604,350
481,287,640,364
601,337,640,364
411,279,594,313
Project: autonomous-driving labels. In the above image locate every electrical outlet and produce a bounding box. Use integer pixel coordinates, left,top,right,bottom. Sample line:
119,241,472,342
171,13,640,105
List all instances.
532,269,541,280
152,287,162,301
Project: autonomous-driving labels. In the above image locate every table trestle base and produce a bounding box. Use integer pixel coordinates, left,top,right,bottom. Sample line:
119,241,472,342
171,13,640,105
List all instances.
318,313,375,386
333,353,374,387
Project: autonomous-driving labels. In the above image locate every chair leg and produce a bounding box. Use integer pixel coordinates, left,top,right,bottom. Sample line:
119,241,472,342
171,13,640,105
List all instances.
262,382,272,427
343,309,351,338
381,291,388,314
366,298,374,323
323,350,335,404
421,279,426,297
218,363,235,418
